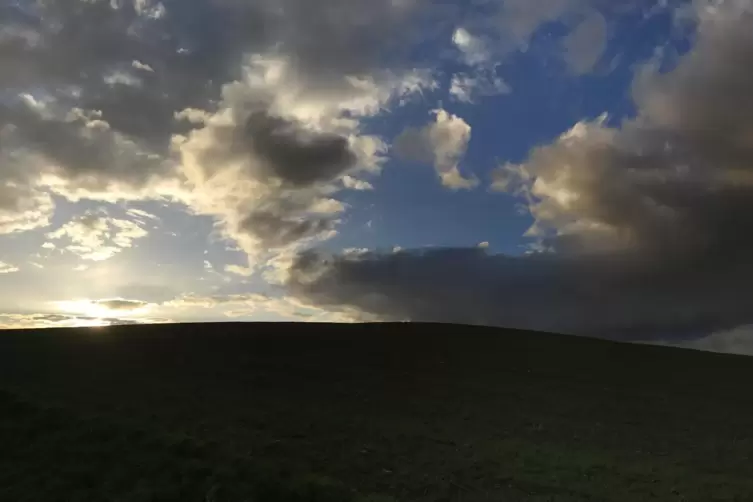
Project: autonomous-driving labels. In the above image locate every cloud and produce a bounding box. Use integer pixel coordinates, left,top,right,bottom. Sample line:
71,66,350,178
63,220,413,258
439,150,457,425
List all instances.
53,297,156,319
2,97,178,203
132,60,154,72
0,0,435,254
126,208,160,222
163,292,362,322
0,180,55,235
449,71,511,103
394,109,478,190
282,2,753,340
237,110,359,188
447,0,580,69
47,211,148,261
561,10,608,75
175,55,431,262
225,264,254,277
0,262,19,274
342,175,374,191
0,312,162,330
453,27,491,66
451,1,640,79
91,299,150,312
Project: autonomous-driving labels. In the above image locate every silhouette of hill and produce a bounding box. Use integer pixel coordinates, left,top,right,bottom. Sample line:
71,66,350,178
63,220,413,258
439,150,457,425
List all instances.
2,322,753,501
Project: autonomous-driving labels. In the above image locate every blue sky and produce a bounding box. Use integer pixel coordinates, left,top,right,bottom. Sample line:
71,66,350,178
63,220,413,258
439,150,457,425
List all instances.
3,0,753,355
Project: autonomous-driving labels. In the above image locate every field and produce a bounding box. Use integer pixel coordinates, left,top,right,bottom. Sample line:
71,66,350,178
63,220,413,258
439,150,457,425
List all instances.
2,323,753,501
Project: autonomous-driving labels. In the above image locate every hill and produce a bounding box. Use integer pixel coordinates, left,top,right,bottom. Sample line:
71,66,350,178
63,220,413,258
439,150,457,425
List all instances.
1,322,753,501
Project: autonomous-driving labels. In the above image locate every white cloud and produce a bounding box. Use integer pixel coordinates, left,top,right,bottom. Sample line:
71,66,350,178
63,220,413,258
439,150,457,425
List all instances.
0,262,19,274
225,264,254,277
309,198,347,215
104,71,143,88
449,71,511,103
342,176,374,191
133,0,167,19
132,60,154,72
453,27,491,66
395,109,478,190
110,218,148,248
126,208,160,222
47,212,149,261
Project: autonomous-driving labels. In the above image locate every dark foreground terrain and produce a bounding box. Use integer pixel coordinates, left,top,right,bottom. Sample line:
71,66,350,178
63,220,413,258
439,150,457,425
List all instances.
2,323,753,501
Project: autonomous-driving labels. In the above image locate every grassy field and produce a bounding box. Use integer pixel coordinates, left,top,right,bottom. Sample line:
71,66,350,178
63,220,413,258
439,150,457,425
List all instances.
2,323,753,501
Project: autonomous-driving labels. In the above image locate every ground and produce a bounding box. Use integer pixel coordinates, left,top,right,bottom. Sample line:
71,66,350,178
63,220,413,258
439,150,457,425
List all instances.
1,323,753,501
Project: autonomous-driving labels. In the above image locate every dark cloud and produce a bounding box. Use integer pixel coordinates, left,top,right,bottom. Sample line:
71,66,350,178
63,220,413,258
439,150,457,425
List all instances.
239,210,336,249
285,2,753,340
92,299,149,311
179,103,362,253
1,99,170,190
0,0,267,144
0,0,427,148
245,111,357,187
194,109,358,189
286,246,752,339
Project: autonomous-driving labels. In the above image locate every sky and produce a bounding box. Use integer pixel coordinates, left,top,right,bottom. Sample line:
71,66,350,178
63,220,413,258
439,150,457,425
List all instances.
2,0,753,355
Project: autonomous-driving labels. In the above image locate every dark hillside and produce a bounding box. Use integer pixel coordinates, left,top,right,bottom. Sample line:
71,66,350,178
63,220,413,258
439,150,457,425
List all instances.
2,323,752,501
